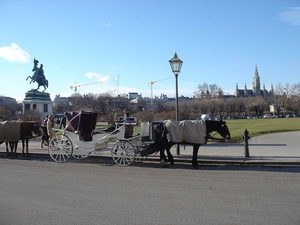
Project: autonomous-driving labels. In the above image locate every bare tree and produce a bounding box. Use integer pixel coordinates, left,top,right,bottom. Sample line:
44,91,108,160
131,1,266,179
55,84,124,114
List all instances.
194,82,224,99
20,109,41,121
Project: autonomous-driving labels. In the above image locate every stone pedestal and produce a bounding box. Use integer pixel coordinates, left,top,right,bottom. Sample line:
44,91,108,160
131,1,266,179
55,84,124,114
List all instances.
22,90,53,120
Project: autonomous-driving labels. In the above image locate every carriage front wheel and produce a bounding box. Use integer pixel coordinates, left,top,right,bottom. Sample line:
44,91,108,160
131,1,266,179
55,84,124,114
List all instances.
48,134,73,162
111,140,135,166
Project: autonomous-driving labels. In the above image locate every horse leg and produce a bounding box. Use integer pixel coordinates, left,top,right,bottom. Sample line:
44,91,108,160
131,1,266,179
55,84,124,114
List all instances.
22,139,25,156
159,148,168,166
9,142,14,158
14,142,18,158
192,144,200,168
5,141,9,155
166,145,174,165
26,139,29,157
9,142,18,158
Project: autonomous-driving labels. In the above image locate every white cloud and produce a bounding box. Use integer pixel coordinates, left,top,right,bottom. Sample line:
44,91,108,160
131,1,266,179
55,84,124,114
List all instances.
105,23,112,27
0,43,30,63
279,7,300,26
85,72,110,83
233,62,241,67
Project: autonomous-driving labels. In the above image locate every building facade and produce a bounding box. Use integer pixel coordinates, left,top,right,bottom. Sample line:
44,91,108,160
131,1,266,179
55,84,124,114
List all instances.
234,65,273,97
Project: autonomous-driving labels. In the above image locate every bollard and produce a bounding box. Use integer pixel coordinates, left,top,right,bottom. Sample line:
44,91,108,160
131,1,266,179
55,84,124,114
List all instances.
243,128,250,157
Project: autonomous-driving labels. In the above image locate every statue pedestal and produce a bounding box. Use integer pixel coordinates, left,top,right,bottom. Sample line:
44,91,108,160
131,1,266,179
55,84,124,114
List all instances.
22,89,53,120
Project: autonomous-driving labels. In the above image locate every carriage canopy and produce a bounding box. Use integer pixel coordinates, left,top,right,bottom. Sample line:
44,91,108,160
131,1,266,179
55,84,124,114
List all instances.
64,111,98,142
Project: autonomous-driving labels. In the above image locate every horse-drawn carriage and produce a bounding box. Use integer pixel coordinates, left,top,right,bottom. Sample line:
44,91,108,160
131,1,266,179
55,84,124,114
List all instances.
48,111,231,168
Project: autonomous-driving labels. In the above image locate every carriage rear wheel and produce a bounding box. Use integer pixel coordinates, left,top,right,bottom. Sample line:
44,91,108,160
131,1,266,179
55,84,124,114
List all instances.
111,140,135,166
48,135,73,162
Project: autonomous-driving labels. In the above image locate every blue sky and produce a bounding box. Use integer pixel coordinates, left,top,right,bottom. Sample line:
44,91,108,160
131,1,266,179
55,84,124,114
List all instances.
0,0,299,102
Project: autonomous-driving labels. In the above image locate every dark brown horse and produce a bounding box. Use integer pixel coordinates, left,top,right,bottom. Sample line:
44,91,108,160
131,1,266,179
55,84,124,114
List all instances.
140,120,231,168
1,121,41,158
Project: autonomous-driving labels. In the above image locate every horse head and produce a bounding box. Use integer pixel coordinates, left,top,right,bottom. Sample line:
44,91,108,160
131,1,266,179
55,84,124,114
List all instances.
217,121,231,140
206,120,231,141
32,122,42,137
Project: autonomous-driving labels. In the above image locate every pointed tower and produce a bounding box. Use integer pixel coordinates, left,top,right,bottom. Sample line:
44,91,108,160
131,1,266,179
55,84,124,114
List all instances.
270,84,274,94
235,83,239,97
252,65,260,95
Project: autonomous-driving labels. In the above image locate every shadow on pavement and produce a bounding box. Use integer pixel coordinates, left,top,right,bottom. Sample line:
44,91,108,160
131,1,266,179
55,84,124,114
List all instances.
1,152,300,173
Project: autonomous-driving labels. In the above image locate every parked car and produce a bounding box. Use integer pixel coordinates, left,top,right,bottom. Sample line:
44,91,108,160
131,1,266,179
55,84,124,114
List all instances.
263,114,272,118
200,114,211,120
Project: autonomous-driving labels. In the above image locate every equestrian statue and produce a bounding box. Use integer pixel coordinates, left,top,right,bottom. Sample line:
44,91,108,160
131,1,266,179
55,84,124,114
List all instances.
26,58,49,92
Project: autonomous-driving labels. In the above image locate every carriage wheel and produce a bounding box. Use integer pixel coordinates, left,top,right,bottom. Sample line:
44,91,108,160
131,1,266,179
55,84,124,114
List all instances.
111,140,135,166
72,144,90,160
48,135,73,162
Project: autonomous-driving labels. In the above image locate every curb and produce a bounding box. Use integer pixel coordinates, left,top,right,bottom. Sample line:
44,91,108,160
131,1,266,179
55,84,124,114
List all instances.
1,152,300,167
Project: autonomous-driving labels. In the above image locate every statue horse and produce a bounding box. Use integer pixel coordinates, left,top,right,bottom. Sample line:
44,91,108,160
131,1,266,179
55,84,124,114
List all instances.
140,120,231,168
26,74,49,92
26,60,49,92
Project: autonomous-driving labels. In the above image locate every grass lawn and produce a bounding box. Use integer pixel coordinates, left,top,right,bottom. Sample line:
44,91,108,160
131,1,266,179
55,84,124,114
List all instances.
225,117,300,142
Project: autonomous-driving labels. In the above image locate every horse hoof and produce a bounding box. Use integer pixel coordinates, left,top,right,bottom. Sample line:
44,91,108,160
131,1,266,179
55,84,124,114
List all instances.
160,160,169,167
192,163,199,169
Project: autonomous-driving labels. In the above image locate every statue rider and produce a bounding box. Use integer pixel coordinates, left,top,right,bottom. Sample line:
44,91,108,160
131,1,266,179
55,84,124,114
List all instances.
39,64,46,85
31,58,39,83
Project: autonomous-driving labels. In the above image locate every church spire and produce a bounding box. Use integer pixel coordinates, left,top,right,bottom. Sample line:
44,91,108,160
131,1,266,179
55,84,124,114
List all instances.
252,64,260,95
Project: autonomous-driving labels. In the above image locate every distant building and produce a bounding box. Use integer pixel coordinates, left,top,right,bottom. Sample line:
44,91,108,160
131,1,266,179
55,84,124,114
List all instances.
53,94,69,107
234,65,273,97
128,92,139,100
0,96,17,104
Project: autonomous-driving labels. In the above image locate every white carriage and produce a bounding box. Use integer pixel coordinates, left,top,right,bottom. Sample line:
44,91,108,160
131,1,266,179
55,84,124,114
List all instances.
48,111,154,166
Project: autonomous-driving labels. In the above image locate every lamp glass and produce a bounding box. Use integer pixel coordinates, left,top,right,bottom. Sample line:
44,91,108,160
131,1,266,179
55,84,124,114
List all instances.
169,52,183,74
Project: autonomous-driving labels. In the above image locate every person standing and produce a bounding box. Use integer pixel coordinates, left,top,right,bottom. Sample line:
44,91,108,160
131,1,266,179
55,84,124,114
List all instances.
40,115,49,148
47,115,55,141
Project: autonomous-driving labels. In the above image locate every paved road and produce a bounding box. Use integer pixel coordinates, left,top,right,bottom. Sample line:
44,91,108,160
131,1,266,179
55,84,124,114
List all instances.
0,157,300,225
0,132,300,224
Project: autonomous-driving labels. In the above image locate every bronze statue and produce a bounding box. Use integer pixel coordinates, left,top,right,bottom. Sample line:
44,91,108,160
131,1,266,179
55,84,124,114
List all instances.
26,58,49,92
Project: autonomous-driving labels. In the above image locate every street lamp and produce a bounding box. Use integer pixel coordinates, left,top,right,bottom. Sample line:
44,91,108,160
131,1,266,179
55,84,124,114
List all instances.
169,52,183,121
169,52,183,155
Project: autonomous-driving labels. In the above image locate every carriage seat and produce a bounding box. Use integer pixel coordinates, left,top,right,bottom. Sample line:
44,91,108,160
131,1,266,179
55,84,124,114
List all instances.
93,125,116,134
77,130,93,142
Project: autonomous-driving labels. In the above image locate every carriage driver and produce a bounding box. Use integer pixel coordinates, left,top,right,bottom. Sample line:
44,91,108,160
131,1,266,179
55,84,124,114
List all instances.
47,115,55,141
40,115,49,148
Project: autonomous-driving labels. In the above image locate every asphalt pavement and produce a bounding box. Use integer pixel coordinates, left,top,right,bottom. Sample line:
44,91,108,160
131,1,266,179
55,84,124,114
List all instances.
0,131,299,166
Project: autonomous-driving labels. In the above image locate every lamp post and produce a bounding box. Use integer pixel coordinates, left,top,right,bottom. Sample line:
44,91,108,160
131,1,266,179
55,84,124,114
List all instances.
169,52,183,155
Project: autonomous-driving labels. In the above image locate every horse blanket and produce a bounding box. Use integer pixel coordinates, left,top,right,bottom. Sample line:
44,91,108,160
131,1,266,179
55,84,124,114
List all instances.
0,121,20,141
164,120,206,144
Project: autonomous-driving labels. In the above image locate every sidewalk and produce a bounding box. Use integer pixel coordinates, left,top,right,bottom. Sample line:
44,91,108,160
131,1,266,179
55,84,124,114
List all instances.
1,131,299,166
